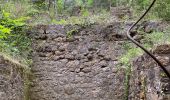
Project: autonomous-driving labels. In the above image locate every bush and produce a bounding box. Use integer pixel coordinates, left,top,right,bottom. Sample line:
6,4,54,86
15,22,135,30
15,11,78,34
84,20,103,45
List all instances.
0,10,31,59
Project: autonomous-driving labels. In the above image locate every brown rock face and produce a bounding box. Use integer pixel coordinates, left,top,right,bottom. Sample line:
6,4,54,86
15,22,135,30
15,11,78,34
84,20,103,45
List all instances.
130,44,170,100
0,55,24,100
154,44,170,54
30,24,127,100
30,22,167,100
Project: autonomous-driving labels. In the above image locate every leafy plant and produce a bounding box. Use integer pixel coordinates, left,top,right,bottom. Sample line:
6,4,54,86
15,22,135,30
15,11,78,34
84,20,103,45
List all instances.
0,24,11,39
86,0,94,7
57,0,64,14
66,29,78,38
0,10,31,60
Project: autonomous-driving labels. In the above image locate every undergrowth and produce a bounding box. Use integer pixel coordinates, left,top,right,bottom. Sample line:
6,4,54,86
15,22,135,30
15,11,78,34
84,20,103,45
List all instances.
0,8,32,100
0,10,32,64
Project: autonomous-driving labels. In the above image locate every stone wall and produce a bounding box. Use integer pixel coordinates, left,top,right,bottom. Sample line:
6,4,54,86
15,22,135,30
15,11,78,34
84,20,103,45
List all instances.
0,21,168,100
30,23,128,100
0,55,24,100
130,44,170,100
30,21,169,100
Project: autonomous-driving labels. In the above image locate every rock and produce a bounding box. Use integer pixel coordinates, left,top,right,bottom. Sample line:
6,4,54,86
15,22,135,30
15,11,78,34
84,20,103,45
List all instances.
154,44,170,54
143,21,159,33
58,46,66,51
53,55,65,60
99,60,107,68
31,23,157,100
35,35,48,40
0,92,6,100
81,67,92,73
156,56,169,66
132,44,170,100
55,51,63,56
66,60,80,72
0,56,5,64
65,54,75,60
38,52,52,57
64,85,75,95
54,37,63,42
87,54,93,60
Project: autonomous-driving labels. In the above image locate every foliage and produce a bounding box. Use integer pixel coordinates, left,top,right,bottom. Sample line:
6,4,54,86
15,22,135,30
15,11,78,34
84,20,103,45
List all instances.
57,0,64,13
1,0,35,18
32,0,46,9
0,10,31,63
86,0,94,7
120,30,170,67
142,31,170,46
120,44,143,66
75,0,83,7
155,0,170,21
1,0,169,22
66,29,78,39
0,24,11,39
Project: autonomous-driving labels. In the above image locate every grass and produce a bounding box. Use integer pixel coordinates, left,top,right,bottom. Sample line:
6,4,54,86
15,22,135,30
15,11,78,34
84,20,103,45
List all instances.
119,43,143,100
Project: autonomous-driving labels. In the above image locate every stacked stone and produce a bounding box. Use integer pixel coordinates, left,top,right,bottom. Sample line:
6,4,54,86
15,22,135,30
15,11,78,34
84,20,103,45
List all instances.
0,56,24,100
30,21,165,100
130,44,170,100
30,24,126,100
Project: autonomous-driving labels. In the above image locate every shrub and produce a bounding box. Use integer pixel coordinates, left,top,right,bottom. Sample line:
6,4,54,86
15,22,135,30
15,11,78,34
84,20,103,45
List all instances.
0,10,31,59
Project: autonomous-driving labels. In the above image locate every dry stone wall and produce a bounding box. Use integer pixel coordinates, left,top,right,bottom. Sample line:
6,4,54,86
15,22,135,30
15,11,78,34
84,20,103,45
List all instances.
0,55,24,100
130,44,170,100
0,21,169,100
30,21,168,100
30,23,127,100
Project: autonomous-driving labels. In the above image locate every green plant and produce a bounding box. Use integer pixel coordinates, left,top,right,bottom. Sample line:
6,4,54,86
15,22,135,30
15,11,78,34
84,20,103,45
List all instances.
0,24,11,39
0,10,31,61
1,1,35,18
120,46,143,66
81,8,90,17
155,0,170,21
52,19,67,25
87,0,94,7
0,9,32,100
119,42,144,99
57,0,64,14
124,65,131,100
66,29,78,38
75,0,83,7
142,31,170,46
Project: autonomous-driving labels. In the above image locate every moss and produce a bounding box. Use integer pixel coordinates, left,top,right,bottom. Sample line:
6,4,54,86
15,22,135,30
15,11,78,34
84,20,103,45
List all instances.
160,72,167,77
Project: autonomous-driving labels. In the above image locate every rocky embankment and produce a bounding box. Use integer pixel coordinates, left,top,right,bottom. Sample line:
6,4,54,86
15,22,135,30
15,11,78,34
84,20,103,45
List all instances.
30,23,127,100
29,21,169,100
0,21,169,100
130,44,170,100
